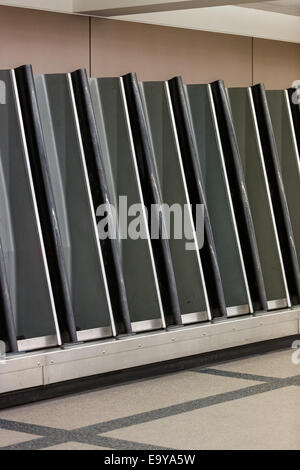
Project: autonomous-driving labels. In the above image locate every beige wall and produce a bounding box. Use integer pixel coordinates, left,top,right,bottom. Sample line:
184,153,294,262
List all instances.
0,5,299,88
253,38,300,89
0,6,89,74
91,18,252,86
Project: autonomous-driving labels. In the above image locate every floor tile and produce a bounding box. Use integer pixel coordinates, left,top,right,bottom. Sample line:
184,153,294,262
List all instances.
103,386,300,450
214,349,300,378
0,372,257,430
0,429,40,447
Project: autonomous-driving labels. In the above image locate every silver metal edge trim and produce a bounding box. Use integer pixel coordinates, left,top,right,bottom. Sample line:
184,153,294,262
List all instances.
3,308,299,393
119,76,166,330
248,87,291,308
182,311,208,325
267,298,289,311
10,69,61,346
77,327,113,342
227,304,251,318
18,335,58,353
67,73,116,338
132,319,163,334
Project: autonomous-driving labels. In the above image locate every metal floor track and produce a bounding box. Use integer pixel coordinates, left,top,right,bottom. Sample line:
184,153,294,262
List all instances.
1,308,299,409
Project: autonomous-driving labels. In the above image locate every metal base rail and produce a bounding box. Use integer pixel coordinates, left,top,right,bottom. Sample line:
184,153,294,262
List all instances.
1,308,300,403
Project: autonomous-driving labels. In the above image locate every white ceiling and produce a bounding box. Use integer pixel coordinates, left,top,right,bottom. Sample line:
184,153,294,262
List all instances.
114,5,300,43
0,0,73,13
0,0,268,15
0,0,297,16
73,0,266,16
242,0,300,17
0,0,299,43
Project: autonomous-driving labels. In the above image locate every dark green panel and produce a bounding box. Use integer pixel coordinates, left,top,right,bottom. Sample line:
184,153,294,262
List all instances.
90,77,163,327
186,85,250,313
267,90,300,282
140,81,209,322
0,70,57,343
35,74,112,335
229,88,288,308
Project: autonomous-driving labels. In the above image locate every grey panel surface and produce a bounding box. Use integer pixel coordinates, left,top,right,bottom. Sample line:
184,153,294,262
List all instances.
35,74,112,335
90,77,163,326
229,88,288,308
0,70,57,343
140,81,209,321
186,85,250,312
267,90,300,281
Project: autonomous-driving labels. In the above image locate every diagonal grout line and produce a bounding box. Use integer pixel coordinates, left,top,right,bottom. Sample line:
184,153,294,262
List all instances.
1,436,70,451
288,375,300,386
71,434,173,451
78,375,300,435
0,419,73,450
1,434,170,451
0,418,61,437
0,418,172,451
193,368,279,382
1,374,300,450
0,422,168,451
0,431,172,451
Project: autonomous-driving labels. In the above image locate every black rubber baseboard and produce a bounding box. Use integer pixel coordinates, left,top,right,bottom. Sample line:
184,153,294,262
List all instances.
0,335,298,410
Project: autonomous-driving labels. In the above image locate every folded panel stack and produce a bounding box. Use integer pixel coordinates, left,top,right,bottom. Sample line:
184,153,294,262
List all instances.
267,90,300,292
251,84,300,306
167,77,227,319
210,81,268,313
121,73,183,328
228,87,290,310
71,70,132,337
90,76,165,332
0,64,299,356
140,80,210,324
186,83,253,317
0,69,60,353
35,73,113,342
